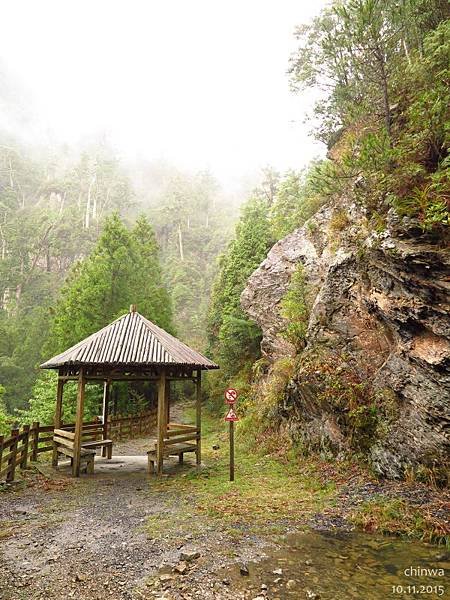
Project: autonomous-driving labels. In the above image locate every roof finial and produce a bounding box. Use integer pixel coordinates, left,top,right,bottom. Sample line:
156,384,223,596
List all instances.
130,304,137,313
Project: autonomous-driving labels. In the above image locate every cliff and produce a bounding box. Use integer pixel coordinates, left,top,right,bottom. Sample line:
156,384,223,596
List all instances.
241,203,450,481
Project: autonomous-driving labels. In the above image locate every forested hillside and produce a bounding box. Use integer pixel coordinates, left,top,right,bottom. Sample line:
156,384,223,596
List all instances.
0,136,239,424
0,0,448,479
207,0,449,482
0,141,132,415
0,3,449,598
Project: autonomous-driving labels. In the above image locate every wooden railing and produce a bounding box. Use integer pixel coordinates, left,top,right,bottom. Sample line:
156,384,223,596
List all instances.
0,409,157,484
107,411,157,439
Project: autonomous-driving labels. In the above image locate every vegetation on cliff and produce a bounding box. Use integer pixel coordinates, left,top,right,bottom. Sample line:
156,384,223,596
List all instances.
206,0,449,483
289,0,449,234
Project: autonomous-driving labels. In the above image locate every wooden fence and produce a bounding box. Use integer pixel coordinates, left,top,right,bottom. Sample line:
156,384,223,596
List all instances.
0,409,157,484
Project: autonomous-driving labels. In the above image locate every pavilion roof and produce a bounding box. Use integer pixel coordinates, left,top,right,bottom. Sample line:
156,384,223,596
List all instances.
40,308,218,370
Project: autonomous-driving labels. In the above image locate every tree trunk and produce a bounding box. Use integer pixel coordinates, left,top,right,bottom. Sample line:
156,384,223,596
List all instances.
59,192,65,215
8,157,14,188
85,175,96,229
85,193,90,230
177,223,184,261
92,194,97,222
402,39,411,66
376,49,392,145
0,223,6,260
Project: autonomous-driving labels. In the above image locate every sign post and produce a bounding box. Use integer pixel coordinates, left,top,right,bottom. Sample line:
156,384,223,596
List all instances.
229,417,234,482
224,388,239,482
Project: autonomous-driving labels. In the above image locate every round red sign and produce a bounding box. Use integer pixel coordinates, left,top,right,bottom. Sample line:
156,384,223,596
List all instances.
224,388,238,404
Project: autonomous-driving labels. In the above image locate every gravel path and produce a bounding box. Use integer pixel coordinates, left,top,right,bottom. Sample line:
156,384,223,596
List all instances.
1,416,447,600
0,432,267,600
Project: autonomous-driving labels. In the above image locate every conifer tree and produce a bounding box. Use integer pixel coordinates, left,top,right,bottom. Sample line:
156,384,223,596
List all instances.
45,213,135,353
45,213,174,355
207,196,273,376
131,215,174,332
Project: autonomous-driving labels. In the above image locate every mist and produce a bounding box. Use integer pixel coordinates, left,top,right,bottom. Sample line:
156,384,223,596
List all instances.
0,0,327,190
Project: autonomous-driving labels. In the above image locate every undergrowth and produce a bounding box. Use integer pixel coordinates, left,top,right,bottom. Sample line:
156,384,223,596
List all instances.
349,496,450,547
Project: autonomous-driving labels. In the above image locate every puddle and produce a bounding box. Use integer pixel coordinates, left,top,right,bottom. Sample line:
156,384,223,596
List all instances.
219,530,449,599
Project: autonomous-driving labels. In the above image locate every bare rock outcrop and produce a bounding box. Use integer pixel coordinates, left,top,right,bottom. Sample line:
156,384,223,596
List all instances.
241,205,450,479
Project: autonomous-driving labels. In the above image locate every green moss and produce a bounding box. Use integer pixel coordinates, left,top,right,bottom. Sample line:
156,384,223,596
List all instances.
329,208,350,233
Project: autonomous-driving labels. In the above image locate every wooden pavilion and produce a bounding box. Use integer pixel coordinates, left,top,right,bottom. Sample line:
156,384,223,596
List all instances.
40,305,218,477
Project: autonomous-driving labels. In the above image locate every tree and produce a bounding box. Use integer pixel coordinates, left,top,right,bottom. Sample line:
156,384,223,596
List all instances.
289,0,449,229
22,213,174,423
17,370,101,426
0,384,12,434
45,213,136,353
270,164,328,239
45,212,174,356
289,0,447,145
207,196,273,374
147,170,235,347
131,215,173,332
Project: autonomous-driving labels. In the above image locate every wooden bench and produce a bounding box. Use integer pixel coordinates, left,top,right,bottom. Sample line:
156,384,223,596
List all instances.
147,422,199,474
53,429,95,474
64,422,113,458
81,439,113,457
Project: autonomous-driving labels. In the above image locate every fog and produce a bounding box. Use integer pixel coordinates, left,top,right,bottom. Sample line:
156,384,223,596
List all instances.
0,0,327,189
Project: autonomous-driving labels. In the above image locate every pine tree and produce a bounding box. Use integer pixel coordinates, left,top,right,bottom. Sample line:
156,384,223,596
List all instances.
131,215,174,332
45,213,174,355
207,196,273,375
45,213,135,353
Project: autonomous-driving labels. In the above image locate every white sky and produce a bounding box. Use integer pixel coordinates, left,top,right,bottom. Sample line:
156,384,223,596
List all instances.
0,0,328,188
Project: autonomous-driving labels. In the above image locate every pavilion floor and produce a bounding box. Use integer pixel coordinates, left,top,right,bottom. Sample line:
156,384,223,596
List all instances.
50,416,199,477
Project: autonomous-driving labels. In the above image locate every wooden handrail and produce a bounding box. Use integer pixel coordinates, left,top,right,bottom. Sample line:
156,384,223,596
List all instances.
163,433,200,446
168,422,196,430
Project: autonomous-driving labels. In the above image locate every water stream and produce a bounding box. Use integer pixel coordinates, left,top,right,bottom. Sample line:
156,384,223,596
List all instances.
219,530,449,599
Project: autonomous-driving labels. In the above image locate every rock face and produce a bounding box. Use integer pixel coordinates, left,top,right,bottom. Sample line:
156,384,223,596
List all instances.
241,204,450,479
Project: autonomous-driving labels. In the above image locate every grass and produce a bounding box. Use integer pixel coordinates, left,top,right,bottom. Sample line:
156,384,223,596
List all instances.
349,496,450,547
145,409,336,541
145,408,449,548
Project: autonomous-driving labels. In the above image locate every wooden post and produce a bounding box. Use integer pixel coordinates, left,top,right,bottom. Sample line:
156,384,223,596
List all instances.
20,425,30,470
73,368,85,477
229,420,235,482
0,435,4,477
165,381,170,427
52,378,64,467
196,370,202,469
31,422,39,461
156,369,166,475
101,380,110,457
6,428,19,483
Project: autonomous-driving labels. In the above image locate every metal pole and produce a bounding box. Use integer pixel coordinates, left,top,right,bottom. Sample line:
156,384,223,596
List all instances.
229,420,235,482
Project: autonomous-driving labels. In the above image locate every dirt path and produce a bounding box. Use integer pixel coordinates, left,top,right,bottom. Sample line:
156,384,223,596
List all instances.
1,409,448,600
0,431,267,600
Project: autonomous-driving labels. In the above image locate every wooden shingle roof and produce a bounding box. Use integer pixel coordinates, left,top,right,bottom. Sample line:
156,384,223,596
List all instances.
40,309,218,370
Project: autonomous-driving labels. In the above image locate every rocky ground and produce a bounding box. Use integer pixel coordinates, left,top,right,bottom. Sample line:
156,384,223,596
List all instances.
0,435,273,600
0,421,448,600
